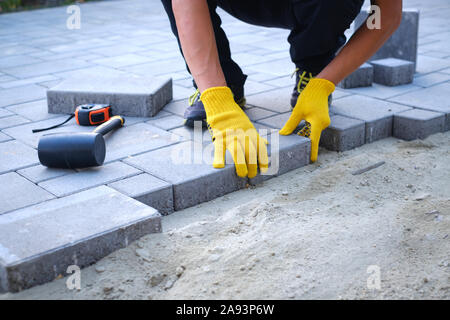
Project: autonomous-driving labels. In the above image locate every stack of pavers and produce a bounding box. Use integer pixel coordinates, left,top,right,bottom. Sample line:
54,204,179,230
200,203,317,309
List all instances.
1,8,448,293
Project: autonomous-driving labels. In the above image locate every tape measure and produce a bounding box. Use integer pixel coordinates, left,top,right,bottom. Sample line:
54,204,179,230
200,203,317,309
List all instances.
32,104,113,133
75,104,112,126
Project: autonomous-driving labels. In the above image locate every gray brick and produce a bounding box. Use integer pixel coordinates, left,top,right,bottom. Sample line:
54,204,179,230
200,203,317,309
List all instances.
371,58,414,86
47,70,172,117
338,63,373,89
0,186,161,293
0,172,54,215
330,95,411,143
245,107,277,121
389,83,450,131
163,99,188,117
38,161,141,197
0,108,13,118
355,9,419,69
257,112,294,129
249,133,310,185
0,55,44,69
17,165,75,183
246,86,293,113
91,54,154,68
0,132,12,143
170,125,212,145
146,114,185,130
5,99,59,122
0,84,46,108
124,141,247,211
413,72,450,88
0,140,38,174
109,173,174,215
104,123,183,162
247,58,295,77
0,75,58,90
0,115,30,130
320,115,366,152
393,109,445,141
2,58,93,78
2,116,86,148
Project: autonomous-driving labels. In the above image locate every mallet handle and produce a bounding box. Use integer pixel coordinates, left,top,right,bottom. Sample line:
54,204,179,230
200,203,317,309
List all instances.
93,115,125,136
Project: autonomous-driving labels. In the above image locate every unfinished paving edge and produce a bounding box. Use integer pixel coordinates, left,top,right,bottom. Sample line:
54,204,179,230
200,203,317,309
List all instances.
393,109,446,141
320,115,366,152
0,186,162,293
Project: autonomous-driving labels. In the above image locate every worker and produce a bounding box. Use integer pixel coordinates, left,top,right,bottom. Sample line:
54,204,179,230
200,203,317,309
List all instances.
161,0,403,178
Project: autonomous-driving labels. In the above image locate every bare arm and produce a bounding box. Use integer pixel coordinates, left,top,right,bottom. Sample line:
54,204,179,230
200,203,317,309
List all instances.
172,0,226,92
317,0,403,84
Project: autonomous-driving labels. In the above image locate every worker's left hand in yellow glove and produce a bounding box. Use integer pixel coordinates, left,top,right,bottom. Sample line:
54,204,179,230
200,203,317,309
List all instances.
201,86,269,178
279,78,335,163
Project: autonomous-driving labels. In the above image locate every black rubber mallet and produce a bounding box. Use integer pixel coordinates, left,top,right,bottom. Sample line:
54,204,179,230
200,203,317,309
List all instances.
38,115,125,169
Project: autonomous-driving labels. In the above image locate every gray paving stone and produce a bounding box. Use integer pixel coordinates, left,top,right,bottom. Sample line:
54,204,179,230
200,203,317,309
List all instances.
246,58,295,77
0,172,55,215
0,140,38,174
393,109,445,141
0,74,59,89
371,58,415,86
345,82,421,100
5,99,59,121
413,72,450,88
109,173,174,215
103,123,183,163
416,55,450,74
1,58,93,78
0,84,46,108
47,70,172,117
91,53,154,68
246,86,292,113
338,63,373,89
17,165,75,184
389,83,450,131
245,107,277,121
0,132,12,143
257,112,292,129
320,115,366,152
38,161,141,197
0,108,13,118
0,55,43,69
0,186,161,293
0,115,30,130
249,133,310,185
124,141,247,211
146,115,185,131
330,95,412,143
355,9,419,69
163,99,188,117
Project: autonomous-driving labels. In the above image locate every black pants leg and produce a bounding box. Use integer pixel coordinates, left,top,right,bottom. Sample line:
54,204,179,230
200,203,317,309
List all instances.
161,0,247,96
161,0,364,85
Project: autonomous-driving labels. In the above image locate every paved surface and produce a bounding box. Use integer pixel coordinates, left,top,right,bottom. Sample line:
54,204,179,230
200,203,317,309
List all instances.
1,0,450,291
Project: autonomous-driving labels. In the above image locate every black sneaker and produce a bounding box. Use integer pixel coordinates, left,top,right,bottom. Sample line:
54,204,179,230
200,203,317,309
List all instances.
184,87,246,128
290,69,333,109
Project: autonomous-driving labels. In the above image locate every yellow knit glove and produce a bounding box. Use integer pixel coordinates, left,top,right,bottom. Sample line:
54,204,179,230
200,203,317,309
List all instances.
280,78,335,162
201,86,268,178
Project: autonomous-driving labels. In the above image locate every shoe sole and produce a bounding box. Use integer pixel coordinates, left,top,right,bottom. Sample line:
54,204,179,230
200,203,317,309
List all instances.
184,97,247,128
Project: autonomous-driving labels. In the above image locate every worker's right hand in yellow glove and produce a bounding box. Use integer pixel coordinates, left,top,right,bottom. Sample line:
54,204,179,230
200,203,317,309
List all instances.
279,78,335,162
201,86,269,178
